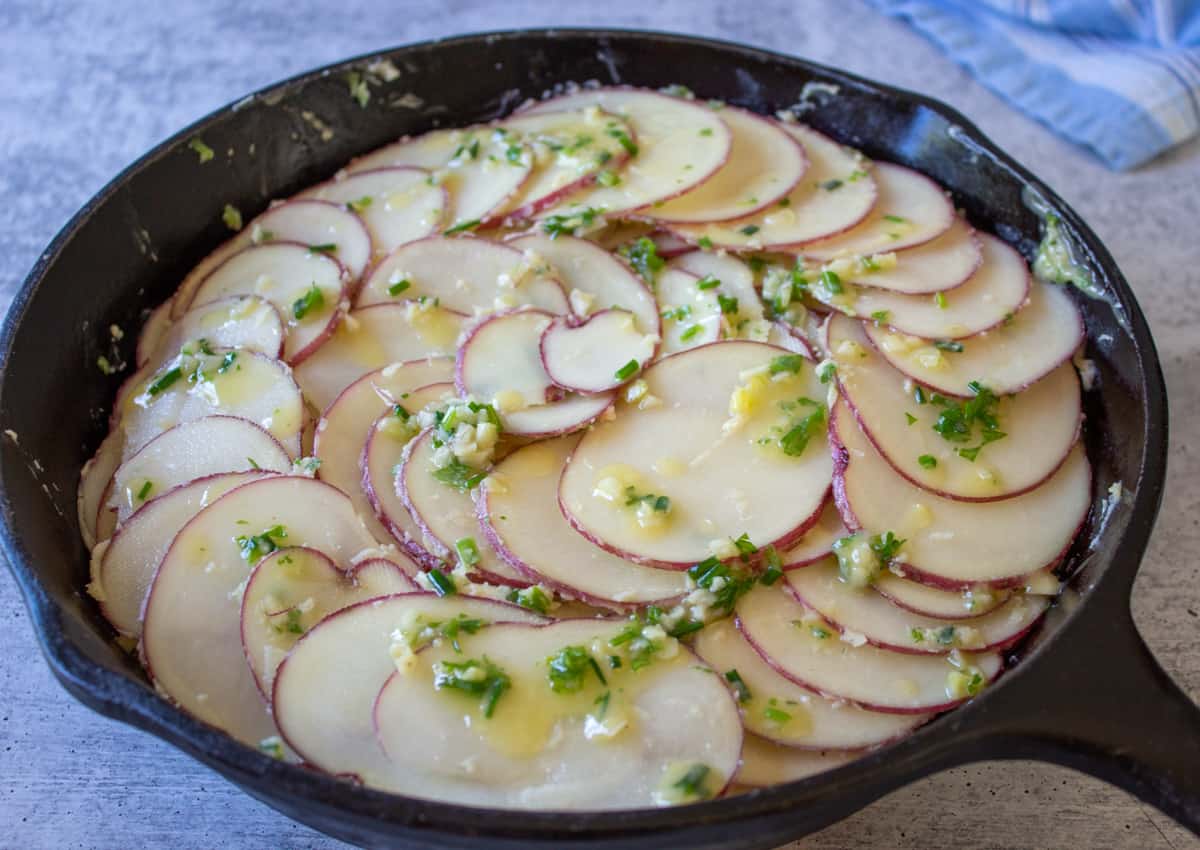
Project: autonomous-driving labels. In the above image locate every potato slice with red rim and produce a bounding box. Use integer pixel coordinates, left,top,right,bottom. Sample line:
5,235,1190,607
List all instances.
240,547,415,697
293,304,463,413
765,321,816,359
694,619,928,748
657,268,721,355
799,162,954,258
357,382,456,562
831,400,1091,588
643,106,806,223
301,167,446,256
785,558,1048,654
668,123,876,250
540,310,658,394
141,476,378,746
456,308,560,407
89,471,271,637
836,216,981,295
106,416,291,525
818,233,1031,339
78,429,123,549
779,499,846,569
828,314,1081,501
137,298,175,363
506,233,659,334
479,435,689,606
117,350,304,460
523,88,732,214
500,393,616,438
346,128,531,228
358,236,568,313
396,428,528,586
186,242,347,364
369,618,742,808
272,594,545,790
864,280,1085,396
560,341,832,568
874,573,1011,620
736,584,1003,713
493,110,634,220
735,734,858,788
668,251,768,338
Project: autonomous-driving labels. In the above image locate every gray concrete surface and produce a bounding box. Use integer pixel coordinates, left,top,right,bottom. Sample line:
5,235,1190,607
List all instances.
1,1,1197,847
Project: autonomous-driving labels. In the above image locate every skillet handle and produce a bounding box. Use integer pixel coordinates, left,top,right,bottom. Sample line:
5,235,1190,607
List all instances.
976,591,1200,834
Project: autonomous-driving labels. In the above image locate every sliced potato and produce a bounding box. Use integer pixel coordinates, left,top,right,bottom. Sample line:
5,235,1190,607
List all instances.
480,435,690,605
656,268,721,355
864,279,1084,396
78,428,122,549
779,499,846,569
301,167,446,256
837,216,981,294
874,573,1011,620
456,308,560,408
832,400,1091,587
560,341,831,567
735,734,858,788
736,584,1003,712
540,310,658,394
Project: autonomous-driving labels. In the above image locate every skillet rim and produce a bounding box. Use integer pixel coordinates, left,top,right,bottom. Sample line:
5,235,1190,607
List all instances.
0,25,1171,845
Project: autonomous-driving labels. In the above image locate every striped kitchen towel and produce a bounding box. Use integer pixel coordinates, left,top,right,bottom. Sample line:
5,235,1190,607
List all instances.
865,0,1200,170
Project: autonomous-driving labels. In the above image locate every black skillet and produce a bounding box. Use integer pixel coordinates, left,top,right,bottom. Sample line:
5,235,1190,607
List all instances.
0,28,1195,849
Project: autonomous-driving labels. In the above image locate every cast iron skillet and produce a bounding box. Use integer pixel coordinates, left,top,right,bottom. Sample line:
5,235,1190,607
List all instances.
0,28,1195,849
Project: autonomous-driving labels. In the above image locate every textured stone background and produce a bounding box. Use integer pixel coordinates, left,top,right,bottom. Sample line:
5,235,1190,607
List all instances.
1,1,1198,848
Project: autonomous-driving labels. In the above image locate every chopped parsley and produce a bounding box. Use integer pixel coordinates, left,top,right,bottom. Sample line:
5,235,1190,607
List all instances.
546,645,607,694
770,354,806,375
345,195,373,213
870,310,890,325
820,269,844,295
235,524,288,565
928,382,1006,459
433,656,510,717
779,399,826,457
724,669,752,703
624,485,670,514
672,763,713,800
595,169,620,187
760,545,784,586
432,457,487,491
905,412,918,425
818,362,837,384
697,236,714,250
718,294,739,315
918,454,937,469
292,283,324,320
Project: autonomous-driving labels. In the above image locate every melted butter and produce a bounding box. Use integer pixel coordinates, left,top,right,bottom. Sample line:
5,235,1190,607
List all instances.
515,440,563,478
405,304,460,349
334,318,389,368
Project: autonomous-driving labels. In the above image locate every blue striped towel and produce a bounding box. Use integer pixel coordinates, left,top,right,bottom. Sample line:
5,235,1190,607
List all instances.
865,0,1200,170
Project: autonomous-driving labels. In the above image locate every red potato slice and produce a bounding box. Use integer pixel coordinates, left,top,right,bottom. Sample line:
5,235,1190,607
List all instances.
643,106,806,223
780,499,847,569
864,280,1085,396
456,309,559,407
396,429,528,586
240,547,415,697
186,242,348,364
355,381,456,560
78,429,123,549
292,304,463,414
820,233,1031,340
493,110,634,220
828,314,1081,501
89,471,271,637
832,400,1091,588
785,558,1048,654
836,216,981,295
141,476,379,747
479,435,690,606
735,734,858,788
648,230,694,258
272,594,542,795
874,573,1011,620
668,123,876,250
765,321,816,359
559,341,832,568
669,251,766,325
345,129,531,229
136,299,175,366
523,88,732,215
358,236,569,314
657,268,721,355
540,310,658,394
736,584,1003,713
106,416,291,525
507,233,659,334
370,619,742,808
301,167,446,257
500,393,615,438
799,162,954,258
117,350,304,460
694,619,927,748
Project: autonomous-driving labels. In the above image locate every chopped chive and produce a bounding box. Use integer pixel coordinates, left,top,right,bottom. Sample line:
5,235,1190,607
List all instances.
388,278,411,297
918,454,937,469
696,274,721,290
427,568,456,597
764,705,792,724
870,310,890,325
222,204,243,231
292,283,324,320
672,763,712,798
760,545,783,586
699,127,713,137
934,340,963,352
820,269,843,294
308,242,338,254
934,292,948,309
770,354,805,375
820,179,843,191
905,412,918,425
606,127,638,156
724,669,752,703
247,457,261,470
739,225,760,236
718,294,739,315
697,236,714,250
188,138,214,163
136,480,153,501
884,214,907,223
444,218,481,235
146,367,182,396
614,359,639,381
455,536,480,567
679,324,701,343
809,626,831,640
345,195,373,213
